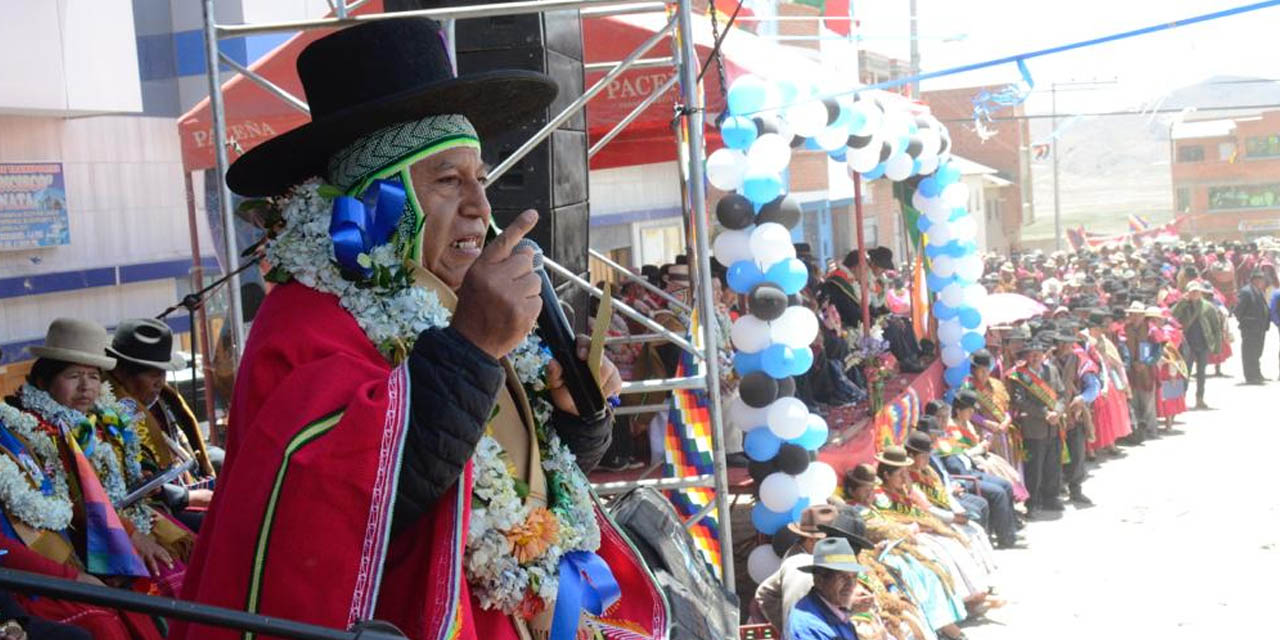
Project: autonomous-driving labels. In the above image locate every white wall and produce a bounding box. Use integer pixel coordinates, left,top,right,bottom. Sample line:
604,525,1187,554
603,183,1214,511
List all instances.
588,162,682,216
0,0,142,116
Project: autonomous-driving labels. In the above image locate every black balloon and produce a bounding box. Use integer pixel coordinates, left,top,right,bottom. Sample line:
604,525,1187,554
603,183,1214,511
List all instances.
747,460,775,484
716,194,755,230
879,141,893,163
754,115,782,136
740,371,779,408
758,195,801,229
776,376,796,398
905,136,924,158
822,98,840,125
790,134,806,149
772,526,799,555
749,284,789,321
788,294,803,306
915,116,932,130
776,443,810,475
847,134,873,149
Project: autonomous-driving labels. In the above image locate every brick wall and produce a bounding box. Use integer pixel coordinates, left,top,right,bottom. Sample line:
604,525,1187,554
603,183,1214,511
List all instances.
1171,110,1280,240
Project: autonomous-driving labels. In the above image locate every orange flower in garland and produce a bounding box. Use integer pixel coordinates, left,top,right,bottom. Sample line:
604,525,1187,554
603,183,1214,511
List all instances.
506,507,561,564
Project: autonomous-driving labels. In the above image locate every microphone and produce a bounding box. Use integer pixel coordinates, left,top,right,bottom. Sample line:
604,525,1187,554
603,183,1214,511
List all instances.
515,238,609,423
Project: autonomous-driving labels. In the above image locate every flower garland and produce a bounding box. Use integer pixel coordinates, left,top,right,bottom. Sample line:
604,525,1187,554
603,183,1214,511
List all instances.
0,403,73,531
16,385,152,533
261,178,601,617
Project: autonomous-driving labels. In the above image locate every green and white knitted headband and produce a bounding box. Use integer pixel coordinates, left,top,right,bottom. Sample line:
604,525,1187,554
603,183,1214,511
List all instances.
327,113,481,260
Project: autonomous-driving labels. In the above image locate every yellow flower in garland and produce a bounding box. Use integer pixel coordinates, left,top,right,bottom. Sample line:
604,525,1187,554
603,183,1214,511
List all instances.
506,507,560,565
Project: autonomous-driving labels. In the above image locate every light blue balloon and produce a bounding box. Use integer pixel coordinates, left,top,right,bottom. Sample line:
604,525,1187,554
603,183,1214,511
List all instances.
762,344,796,379
804,136,824,151
943,388,957,403
917,215,933,233
961,331,985,352
934,301,958,320
752,502,792,535
728,76,769,115
734,350,764,376
728,259,766,294
935,162,961,186
943,240,976,258
958,306,982,329
847,110,867,135
911,159,922,176
790,345,814,376
766,258,808,295
926,272,955,291
862,163,887,180
743,170,784,205
925,244,943,259
828,148,847,163
721,115,759,150
918,176,941,198
789,496,811,521
792,415,829,450
949,207,968,222
944,362,971,388
745,427,783,462
775,78,800,108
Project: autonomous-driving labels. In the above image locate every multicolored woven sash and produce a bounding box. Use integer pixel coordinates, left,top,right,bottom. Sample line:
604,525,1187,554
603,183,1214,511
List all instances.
963,378,1008,422
909,467,952,511
1007,365,1058,410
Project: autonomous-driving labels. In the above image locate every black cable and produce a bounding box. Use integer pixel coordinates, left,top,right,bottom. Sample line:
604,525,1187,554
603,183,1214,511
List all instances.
697,0,744,85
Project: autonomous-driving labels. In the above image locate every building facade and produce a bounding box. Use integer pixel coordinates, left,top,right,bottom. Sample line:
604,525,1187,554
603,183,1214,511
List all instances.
1171,110,1280,241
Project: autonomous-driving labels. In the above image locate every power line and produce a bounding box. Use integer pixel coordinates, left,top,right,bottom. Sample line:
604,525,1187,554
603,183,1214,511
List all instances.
936,102,1280,123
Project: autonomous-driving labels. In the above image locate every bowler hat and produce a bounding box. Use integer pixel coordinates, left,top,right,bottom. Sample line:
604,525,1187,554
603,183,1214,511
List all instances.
875,445,914,467
951,389,979,411
969,349,993,368
225,18,558,196
29,318,116,370
107,318,186,371
904,430,934,454
818,507,875,552
867,247,895,271
788,504,840,539
844,463,877,489
798,537,867,574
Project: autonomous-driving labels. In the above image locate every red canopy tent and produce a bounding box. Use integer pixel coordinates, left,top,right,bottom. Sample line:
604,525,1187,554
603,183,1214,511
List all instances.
178,5,815,173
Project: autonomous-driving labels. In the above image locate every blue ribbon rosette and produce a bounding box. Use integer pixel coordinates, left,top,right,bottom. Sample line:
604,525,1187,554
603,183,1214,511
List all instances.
329,179,407,278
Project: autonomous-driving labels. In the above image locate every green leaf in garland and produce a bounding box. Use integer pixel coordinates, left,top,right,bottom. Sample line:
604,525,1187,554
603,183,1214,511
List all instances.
513,478,531,500
316,184,344,199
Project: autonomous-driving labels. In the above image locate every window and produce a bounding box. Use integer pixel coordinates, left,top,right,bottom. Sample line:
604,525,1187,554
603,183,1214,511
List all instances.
635,221,684,267
1245,134,1280,158
1177,145,1205,162
1207,183,1280,210
1218,141,1237,162
1176,187,1191,213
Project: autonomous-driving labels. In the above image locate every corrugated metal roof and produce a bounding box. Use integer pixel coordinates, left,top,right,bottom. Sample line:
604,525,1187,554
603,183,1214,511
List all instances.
1170,118,1237,140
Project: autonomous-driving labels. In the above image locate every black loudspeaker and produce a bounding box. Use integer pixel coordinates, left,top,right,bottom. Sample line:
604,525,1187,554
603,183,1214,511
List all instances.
386,1,591,331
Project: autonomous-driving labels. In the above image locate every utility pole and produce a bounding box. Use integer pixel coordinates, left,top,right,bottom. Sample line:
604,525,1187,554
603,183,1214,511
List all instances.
1051,82,1061,251
908,0,919,97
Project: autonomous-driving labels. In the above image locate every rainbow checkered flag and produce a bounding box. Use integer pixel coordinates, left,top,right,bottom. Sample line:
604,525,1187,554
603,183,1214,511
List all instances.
662,316,724,581
66,433,149,578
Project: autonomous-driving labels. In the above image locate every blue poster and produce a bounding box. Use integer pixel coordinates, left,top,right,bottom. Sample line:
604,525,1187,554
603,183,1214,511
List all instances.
0,163,69,250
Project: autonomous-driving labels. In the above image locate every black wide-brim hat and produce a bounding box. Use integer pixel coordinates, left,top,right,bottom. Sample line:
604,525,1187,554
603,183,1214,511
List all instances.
226,18,558,197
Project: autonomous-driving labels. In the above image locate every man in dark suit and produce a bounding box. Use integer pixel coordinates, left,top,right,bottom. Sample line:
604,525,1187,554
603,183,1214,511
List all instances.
1235,270,1271,385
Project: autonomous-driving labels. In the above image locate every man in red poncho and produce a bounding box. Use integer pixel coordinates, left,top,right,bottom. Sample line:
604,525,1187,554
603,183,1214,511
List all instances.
175,19,667,640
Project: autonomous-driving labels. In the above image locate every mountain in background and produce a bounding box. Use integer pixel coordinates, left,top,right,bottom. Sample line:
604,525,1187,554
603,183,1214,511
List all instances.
1019,76,1280,245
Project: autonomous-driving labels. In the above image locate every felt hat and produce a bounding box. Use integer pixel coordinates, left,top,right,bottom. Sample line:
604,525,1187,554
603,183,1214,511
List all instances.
969,349,993,368
874,445,914,467
107,318,186,371
1185,281,1207,294
225,18,558,196
788,504,840,539
844,463,877,488
1125,301,1147,315
867,247,895,271
951,389,979,411
1145,306,1165,319
798,537,867,574
29,318,117,370
1086,309,1110,327
818,507,875,552
904,430,935,454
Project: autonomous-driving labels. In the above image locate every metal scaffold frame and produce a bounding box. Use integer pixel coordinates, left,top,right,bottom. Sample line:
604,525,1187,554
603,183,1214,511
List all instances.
200,0,737,598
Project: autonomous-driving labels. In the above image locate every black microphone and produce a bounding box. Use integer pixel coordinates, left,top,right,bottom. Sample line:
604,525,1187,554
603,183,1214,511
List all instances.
516,238,609,423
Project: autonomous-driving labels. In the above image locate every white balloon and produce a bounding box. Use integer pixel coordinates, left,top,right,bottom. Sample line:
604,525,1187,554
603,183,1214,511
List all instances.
917,154,940,176
926,223,952,246
938,318,964,345
962,283,988,308
713,229,753,266
767,397,809,440
911,190,930,212
732,315,773,352
759,472,801,512
746,134,793,175
729,394,770,430
942,182,971,209
747,545,783,584
706,148,748,191
749,223,796,268
931,254,956,278
941,344,966,367
956,255,984,282
951,215,977,242
916,128,941,160
924,197,952,223
815,124,847,152
771,306,820,349
940,282,965,308
798,462,838,503
786,100,831,138
847,143,881,173
884,152,914,181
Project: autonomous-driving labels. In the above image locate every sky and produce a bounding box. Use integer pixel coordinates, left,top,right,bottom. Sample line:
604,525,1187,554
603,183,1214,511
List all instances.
851,0,1280,115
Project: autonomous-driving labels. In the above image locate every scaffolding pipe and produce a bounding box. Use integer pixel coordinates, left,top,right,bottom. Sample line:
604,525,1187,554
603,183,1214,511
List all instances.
588,249,691,312
612,403,668,416
674,0,736,589
543,257,704,360
217,52,310,114
606,332,669,345
486,13,677,186
580,1,664,16
584,56,674,71
218,0,661,37
592,474,715,496
201,0,247,364
589,73,679,158
682,501,718,529
619,375,706,394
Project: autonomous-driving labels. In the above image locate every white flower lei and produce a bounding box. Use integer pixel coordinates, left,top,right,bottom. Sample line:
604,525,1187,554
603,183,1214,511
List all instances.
265,178,602,615
16,385,152,533
0,403,73,531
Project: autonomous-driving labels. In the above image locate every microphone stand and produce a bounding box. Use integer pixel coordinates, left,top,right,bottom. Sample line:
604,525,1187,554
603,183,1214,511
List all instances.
156,257,261,426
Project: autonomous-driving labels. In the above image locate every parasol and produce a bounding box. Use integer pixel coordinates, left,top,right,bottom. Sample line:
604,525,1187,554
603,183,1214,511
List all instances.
981,293,1048,326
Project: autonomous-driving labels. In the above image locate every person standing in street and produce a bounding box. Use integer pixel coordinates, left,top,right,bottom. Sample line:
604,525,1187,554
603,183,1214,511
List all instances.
1007,339,1064,516
1172,281,1223,409
1051,329,1101,505
1234,270,1271,385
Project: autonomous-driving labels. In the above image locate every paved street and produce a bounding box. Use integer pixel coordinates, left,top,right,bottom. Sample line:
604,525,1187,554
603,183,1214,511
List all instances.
967,337,1280,640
